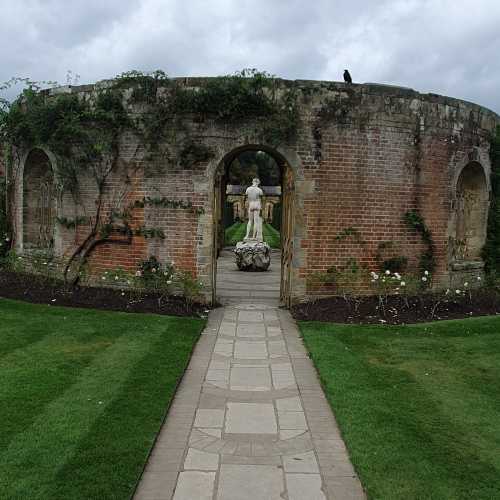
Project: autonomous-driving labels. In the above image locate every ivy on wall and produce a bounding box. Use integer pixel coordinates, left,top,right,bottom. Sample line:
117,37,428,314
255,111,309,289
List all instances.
404,210,436,275
0,69,299,282
483,125,500,275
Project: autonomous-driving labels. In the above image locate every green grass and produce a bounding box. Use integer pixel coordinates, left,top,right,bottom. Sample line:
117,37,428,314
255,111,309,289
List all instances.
225,221,281,248
300,316,500,500
0,298,204,500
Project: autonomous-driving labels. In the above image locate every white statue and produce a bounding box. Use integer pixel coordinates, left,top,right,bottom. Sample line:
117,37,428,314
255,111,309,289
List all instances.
244,178,264,242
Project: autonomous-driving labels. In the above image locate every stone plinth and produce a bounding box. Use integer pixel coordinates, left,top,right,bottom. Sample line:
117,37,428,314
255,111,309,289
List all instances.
234,240,271,271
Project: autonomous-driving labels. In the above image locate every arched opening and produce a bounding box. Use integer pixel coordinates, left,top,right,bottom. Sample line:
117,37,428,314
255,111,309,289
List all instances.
212,145,294,306
455,162,489,261
23,149,56,250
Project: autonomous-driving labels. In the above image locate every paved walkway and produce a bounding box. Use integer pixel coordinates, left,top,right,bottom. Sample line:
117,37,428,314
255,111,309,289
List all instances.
134,253,365,499
216,248,281,306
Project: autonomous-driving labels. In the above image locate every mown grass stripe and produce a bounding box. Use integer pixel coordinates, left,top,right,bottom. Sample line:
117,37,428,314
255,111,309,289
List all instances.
0,299,64,356
0,326,118,451
47,324,202,499
225,221,281,248
300,316,500,499
0,330,156,499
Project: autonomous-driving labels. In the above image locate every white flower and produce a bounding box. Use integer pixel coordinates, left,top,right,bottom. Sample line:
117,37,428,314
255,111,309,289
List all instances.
135,270,142,277
167,280,172,284
385,270,391,275
163,271,169,276
456,289,461,294
394,273,401,280
152,268,157,273
464,282,469,287
102,276,106,280
126,280,131,285
114,275,119,280
400,281,406,287
51,298,56,302
477,276,482,281
121,292,125,296
424,270,429,276
422,277,427,282
445,289,450,295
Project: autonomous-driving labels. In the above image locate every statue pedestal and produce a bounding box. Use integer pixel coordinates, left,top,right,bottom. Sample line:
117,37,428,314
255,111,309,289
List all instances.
234,240,271,271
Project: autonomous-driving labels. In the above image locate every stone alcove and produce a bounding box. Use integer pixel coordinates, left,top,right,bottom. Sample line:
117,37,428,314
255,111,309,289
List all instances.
22,149,56,250
450,161,490,286
454,161,489,261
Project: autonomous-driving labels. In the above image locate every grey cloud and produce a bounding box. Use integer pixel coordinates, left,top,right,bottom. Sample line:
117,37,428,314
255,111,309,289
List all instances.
0,0,499,113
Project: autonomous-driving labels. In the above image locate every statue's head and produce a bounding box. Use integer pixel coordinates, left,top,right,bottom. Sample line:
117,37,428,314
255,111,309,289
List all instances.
252,178,260,186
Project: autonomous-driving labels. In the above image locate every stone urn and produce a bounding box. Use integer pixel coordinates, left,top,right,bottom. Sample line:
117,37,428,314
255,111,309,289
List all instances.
234,240,271,271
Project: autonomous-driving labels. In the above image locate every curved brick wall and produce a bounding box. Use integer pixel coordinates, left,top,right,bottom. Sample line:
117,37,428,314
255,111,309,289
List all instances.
7,78,500,302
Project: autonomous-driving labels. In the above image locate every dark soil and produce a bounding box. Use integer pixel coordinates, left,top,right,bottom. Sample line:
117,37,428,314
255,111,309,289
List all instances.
0,270,208,317
292,290,500,324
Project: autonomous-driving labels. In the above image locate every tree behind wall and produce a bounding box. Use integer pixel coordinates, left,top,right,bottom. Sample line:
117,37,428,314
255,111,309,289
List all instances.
483,126,500,275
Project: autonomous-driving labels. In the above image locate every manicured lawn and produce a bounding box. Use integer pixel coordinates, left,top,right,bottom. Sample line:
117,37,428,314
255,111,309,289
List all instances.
225,221,281,248
0,298,204,500
300,316,500,500
262,223,281,248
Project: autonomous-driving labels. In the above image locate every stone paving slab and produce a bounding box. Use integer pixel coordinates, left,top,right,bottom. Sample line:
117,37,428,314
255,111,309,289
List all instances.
133,300,365,499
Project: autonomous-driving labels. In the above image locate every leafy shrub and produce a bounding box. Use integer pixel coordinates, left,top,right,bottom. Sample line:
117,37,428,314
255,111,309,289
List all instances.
0,176,9,260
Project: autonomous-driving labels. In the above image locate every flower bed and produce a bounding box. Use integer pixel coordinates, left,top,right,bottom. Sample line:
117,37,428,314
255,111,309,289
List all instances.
0,270,207,317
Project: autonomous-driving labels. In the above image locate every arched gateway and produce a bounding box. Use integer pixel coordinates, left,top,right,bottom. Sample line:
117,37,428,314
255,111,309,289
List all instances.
5,76,499,305
211,145,295,306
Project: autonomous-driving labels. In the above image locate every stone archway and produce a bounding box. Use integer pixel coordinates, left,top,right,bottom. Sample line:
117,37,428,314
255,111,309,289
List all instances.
211,145,295,306
22,149,56,250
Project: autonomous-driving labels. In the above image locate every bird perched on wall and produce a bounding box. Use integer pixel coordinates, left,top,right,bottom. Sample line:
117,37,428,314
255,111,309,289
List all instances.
343,70,352,84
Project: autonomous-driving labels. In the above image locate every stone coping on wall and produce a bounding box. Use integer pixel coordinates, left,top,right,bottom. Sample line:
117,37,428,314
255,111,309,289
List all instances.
450,260,485,271
45,78,500,122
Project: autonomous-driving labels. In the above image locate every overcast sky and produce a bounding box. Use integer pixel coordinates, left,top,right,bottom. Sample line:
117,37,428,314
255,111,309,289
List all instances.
1,0,500,113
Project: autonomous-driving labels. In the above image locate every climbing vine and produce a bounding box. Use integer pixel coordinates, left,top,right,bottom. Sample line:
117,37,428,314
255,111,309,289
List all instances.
483,125,500,275
0,69,301,283
404,210,436,275
116,68,300,147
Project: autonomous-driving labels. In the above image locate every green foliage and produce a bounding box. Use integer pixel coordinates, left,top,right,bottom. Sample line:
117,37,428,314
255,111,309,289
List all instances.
132,196,204,215
381,256,408,273
0,176,10,259
0,249,65,283
178,140,214,168
483,125,500,275
262,222,281,248
227,150,281,186
404,209,436,275
115,69,170,104
335,226,365,243
1,85,132,195
375,241,409,273
128,68,300,147
134,226,165,239
56,216,89,229
272,202,282,230
175,270,203,303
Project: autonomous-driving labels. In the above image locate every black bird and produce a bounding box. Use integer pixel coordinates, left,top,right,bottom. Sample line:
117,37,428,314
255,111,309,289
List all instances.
343,69,352,84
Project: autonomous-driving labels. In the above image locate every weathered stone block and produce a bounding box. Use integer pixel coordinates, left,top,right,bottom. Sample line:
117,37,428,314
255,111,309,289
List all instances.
234,241,271,271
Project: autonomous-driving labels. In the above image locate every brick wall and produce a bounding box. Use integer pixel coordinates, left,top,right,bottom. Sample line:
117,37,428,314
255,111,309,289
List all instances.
8,80,500,302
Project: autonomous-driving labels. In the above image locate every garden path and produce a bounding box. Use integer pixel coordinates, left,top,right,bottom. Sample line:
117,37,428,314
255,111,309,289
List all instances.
133,252,365,499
